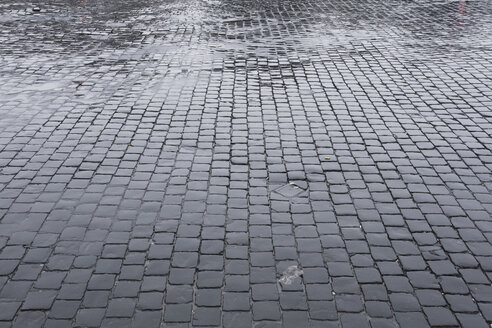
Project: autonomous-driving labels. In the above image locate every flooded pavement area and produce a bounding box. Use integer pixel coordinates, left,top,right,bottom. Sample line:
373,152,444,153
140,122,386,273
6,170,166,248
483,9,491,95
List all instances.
0,0,492,326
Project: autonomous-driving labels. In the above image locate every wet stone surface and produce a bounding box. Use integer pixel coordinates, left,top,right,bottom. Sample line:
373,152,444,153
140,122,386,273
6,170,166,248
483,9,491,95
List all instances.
0,0,492,326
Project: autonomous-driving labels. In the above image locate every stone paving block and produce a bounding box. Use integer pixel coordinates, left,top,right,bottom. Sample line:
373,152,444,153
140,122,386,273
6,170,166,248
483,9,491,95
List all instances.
0,301,21,320
21,289,57,310
164,304,193,323
132,311,162,328
75,308,106,327
12,311,46,328
222,312,252,328
252,301,281,321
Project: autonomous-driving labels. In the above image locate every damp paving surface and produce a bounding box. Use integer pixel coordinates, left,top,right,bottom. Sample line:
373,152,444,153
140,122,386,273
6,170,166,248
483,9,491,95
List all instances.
0,0,492,326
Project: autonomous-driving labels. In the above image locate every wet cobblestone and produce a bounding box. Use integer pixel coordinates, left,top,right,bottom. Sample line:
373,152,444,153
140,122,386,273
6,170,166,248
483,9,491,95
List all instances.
0,0,492,326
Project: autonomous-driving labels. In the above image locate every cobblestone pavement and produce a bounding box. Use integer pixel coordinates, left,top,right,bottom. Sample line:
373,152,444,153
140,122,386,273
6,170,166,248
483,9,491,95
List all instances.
0,0,492,326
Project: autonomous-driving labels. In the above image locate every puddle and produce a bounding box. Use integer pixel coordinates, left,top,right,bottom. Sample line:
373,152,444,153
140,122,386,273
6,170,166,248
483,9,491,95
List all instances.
5,80,67,95
278,265,303,285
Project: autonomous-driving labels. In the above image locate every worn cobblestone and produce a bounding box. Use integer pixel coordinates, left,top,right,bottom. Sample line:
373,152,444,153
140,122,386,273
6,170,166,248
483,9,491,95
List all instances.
0,0,491,326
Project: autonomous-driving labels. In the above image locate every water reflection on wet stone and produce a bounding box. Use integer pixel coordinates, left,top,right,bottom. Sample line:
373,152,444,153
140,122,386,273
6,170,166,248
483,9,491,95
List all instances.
0,0,491,326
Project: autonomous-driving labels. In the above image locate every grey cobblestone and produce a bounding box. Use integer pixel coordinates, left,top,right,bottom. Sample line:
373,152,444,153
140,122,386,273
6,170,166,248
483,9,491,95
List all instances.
0,0,491,326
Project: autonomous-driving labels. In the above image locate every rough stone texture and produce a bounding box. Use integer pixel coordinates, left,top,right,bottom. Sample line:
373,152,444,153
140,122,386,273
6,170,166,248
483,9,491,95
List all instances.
0,0,491,326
